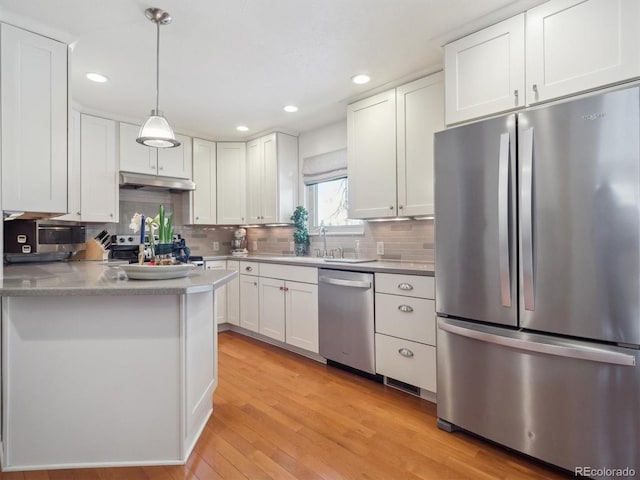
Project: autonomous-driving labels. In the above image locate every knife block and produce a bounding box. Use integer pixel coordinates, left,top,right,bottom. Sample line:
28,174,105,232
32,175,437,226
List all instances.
70,239,108,261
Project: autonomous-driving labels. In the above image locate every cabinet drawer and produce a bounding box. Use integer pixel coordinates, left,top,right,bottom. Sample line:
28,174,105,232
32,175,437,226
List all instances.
375,273,434,299
375,293,435,346
259,263,317,284
375,334,436,392
239,261,260,276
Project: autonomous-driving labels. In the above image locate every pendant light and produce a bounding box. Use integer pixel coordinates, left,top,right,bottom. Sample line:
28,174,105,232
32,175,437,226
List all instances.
136,7,180,148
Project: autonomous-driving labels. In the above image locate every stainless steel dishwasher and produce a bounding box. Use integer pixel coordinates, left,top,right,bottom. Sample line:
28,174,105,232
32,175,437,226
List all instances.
318,269,375,374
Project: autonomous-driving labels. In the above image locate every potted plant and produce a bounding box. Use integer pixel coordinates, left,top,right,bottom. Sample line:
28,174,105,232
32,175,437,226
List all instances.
290,206,310,256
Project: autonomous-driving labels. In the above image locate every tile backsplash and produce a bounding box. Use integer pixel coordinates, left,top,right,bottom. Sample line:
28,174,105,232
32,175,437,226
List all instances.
84,189,433,262
245,219,434,263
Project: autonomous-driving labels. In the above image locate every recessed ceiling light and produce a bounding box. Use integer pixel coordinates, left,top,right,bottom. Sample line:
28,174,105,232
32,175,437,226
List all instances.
352,74,371,85
86,72,109,83
283,105,299,113
236,125,249,132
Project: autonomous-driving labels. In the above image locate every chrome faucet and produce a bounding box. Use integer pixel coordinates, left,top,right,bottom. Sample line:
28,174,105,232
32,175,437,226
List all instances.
319,226,328,257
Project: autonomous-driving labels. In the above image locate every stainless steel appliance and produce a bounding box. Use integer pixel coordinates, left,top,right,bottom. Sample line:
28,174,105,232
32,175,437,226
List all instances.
434,85,640,476
3,220,86,262
318,269,375,374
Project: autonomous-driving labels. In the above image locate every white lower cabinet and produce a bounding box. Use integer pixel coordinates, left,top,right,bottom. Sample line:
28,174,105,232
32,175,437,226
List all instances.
374,273,436,393
226,260,240,326
259,277,286,341
375,334,436,392
205,260,227,324
237,261,319,354
239,261,260,333
285,281,318,353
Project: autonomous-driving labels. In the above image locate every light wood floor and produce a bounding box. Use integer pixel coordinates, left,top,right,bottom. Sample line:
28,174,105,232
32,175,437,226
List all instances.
4,331,569,479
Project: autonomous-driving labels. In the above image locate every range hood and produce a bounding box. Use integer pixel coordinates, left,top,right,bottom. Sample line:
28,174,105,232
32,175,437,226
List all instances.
119,172,195,191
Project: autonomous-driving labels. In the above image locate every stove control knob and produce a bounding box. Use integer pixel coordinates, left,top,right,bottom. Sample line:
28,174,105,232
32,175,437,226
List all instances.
128,236,134,243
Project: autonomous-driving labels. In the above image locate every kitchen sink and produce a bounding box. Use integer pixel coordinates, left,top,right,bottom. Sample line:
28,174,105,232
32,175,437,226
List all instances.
323,258,377,264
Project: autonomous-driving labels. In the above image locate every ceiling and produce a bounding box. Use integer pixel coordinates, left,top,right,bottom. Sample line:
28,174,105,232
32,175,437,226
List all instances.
0,0,541,140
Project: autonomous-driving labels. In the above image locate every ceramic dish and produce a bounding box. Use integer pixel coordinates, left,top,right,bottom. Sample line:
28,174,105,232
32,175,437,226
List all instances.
119,264,195,280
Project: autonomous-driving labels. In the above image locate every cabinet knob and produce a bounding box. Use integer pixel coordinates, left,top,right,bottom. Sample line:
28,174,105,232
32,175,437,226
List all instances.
196,216,199,220
246,266,253,272
398,283,413,291
76,211,81,215
159,166,164,171
109,213,114,218
389,206,394,210
152,165,157,170
398,348,414,358
398,304,414,313
398,205,403,210
514,89,519,99
253,281,257,286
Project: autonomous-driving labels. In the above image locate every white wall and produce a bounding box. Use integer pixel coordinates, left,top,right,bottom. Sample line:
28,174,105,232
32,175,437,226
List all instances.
297,119,347,203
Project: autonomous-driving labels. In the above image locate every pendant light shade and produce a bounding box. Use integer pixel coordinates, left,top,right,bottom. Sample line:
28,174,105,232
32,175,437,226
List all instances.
136,8,180,148
137,110,179,148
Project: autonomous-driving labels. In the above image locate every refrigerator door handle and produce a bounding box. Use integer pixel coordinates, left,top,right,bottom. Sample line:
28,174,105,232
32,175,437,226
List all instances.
438,318,636,367
498,132,511,307
521,127,535,310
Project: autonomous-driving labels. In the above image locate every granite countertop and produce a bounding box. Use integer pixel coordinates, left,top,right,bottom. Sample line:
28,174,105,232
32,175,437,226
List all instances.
0,262,236,296
203,254,434,276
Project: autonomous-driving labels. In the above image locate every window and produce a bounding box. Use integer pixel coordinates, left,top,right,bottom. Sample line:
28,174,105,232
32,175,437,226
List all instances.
307,178,363,235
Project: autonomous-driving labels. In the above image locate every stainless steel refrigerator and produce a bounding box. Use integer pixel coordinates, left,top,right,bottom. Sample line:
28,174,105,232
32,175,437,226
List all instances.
434,85,640,476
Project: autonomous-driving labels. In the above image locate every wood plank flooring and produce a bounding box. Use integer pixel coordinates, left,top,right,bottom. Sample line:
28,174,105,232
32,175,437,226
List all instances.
3,331,569,479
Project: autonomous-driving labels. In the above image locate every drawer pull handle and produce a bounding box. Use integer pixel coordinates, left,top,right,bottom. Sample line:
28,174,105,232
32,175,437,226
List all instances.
398,283,413,291
398,348,414,358
246,266,253,272
398,305,413,313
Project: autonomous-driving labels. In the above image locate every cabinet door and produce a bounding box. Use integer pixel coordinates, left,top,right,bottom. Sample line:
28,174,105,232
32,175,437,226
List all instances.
80,115,118,222
261,134,278,224
285,281,319,353
347,90,397,218
239,274,259,332
245,139,263,223
206,261,227,324
57,110,82,221
526,0,640,105
1,23,68,213
396,74,444,217
259,277,286,342
191,138,216,224
226,261,240,326
158,134,192,179
444,14,525,125
216,142,247,225
119,122,156,175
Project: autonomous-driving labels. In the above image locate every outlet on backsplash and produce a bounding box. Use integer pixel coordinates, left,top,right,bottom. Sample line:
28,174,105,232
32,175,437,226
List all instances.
213,241,219,251
376,242,384,255
289,241,295,252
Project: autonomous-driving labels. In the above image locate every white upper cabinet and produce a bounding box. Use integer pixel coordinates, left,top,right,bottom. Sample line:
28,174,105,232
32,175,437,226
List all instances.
445,0,640,124
158,135,192,179
526,0,640,104
348,73,444,219
444,14,525,125
245,133,297,224
191,138,216,225
79,115,119,222
216,142,247,225
119,122,192,179
1,23,68,214
348,90,397,219
397,74,444,217
57,110,82,221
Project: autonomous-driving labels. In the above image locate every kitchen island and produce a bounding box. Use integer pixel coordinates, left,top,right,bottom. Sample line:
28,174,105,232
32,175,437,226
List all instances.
0,262,236,472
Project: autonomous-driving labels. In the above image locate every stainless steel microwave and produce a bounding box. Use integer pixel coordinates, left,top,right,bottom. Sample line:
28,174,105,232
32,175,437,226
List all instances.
3,220,86,254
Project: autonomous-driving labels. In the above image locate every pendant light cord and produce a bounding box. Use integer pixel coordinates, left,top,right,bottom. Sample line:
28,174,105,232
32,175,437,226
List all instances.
155,20,160,113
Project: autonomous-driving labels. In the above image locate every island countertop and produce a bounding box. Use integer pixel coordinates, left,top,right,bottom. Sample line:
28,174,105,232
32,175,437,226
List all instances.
0,261,237,296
